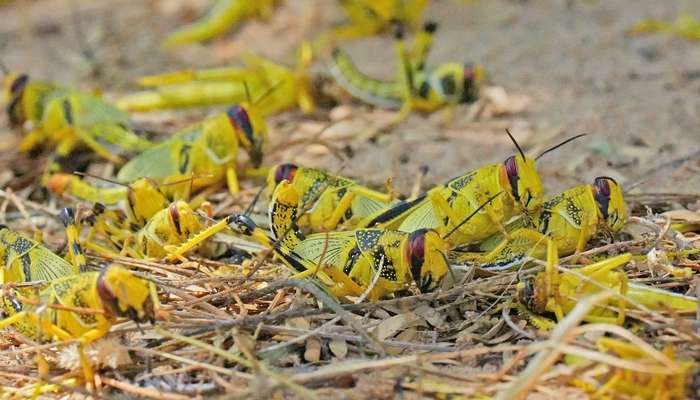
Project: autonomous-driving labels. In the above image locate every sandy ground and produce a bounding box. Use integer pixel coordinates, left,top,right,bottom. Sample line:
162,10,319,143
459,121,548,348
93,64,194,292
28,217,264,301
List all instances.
0,0,697,196
1,0,699,200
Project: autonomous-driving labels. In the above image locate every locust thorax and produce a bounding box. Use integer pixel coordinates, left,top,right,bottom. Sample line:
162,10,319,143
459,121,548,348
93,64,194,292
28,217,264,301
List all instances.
127,178,168,225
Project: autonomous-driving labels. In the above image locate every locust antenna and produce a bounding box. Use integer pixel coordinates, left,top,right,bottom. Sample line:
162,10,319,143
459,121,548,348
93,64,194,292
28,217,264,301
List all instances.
244,185,266,216
243,80,252,104
158,174,213,188
505,129,526,160
253,80,286,106
74,171,130,187
535,133,587,161
443,192,503,240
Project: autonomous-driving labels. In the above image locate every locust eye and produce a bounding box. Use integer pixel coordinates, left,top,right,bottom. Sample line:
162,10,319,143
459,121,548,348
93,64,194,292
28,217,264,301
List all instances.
504,155,518,177
96,273,118,307
405,229,427,283
463,65,475,82
504,156,521,201
592,177,613,219
275,163,298,184
227,105,254,143
234,214,257,235
10,74,28,95
58,207,75,227
169,203,182,235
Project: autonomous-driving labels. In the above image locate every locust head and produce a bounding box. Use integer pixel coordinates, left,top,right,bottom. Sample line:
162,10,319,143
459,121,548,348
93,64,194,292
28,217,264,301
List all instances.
97,265,159,324
460,63,484,103
4,73,29,126
516,274,547,315
227,105,267,167
429,63,484,105
500,129,588,214
166,201,201,240
267,163,298,199
592,176,627,233
502,154,544,213
405,229,449,293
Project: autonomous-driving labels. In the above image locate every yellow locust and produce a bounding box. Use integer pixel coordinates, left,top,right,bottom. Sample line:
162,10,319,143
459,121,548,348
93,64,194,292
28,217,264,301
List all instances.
117,44,314,116
116,104,267,195
163,0,280,47
360,131,585,248
315,0,428,49
517,240,697,328
266,163,398,232
330,20,484,120
454,176,628,269
2,72,152,165
0,265,160,386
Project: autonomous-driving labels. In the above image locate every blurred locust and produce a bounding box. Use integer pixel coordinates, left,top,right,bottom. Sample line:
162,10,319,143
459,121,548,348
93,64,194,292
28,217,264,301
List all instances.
453,177,628,269
117,44,314,116
315,0,428,49
116,103,267,195
2,72,152,164
47,174,171,228
163,0,280,47
517,240,697,329
566,336,694,399
628,13,700,41
330,20,484,121
266,163,398,232
0,265,159,386
360,131,586,248
0,208,86,292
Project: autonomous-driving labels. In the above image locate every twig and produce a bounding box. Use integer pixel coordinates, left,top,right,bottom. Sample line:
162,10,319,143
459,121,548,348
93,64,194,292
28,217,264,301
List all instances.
101,377,193,400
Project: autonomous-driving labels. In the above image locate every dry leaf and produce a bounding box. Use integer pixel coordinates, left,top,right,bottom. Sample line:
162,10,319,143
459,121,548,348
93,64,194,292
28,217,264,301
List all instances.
58,338,132,370
481,86,532,117
413,305,445,328
663,209,700,223
374,312,423,341
287,317,310,330
304,337,321,363
329,338,348,359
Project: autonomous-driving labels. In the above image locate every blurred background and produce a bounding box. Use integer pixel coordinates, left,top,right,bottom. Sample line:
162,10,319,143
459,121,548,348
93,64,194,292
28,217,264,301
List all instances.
1,0,699,196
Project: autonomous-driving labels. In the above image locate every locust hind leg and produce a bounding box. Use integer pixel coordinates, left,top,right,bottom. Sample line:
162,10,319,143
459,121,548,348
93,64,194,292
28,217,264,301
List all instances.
322,191,357,231
74,324,110,390
165,217,232,262
576,253,632,325
19,128,48,154
226,166,241,195
58,208,87,273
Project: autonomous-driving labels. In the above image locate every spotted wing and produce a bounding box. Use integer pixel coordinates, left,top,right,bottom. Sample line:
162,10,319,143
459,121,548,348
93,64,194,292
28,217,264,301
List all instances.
351,196,396,220
397,200,439,232
291,231,357,269
30,247,78,281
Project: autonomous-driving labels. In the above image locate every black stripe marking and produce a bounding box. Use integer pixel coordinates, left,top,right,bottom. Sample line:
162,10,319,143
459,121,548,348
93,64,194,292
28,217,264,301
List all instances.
62,99,74,124
363,194,427,227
